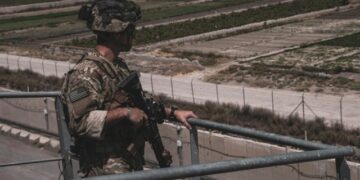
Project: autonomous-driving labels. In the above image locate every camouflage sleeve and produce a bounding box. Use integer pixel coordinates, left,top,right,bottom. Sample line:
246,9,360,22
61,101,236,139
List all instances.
65,69,107,139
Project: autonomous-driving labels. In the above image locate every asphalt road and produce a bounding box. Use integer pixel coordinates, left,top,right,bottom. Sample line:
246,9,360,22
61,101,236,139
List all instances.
0,135,61,180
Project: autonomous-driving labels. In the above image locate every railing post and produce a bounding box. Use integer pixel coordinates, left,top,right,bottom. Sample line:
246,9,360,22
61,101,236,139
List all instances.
190,126,200,180
43,98,49,131
336,158,350,180
55,97,75,180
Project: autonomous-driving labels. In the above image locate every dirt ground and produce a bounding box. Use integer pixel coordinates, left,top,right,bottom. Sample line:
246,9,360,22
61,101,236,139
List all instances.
205,45,360,95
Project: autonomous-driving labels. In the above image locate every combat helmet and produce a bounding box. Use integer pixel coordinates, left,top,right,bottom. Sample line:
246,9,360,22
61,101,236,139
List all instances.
78,0,141,33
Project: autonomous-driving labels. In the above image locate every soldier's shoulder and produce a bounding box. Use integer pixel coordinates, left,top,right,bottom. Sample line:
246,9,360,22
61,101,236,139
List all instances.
75,55,102,72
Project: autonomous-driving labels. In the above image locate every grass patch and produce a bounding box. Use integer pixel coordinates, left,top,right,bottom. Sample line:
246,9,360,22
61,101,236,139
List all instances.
0,0,59,7
0,67,63,91
0,0,253,33
0,11,78,32
141,0,253,22
69,0,341,47
320,32,360,47
209,63,359,92
134,0,341,44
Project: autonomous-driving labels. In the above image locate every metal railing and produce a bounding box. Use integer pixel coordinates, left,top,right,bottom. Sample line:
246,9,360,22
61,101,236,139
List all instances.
0,91,355,180
0,91,74,180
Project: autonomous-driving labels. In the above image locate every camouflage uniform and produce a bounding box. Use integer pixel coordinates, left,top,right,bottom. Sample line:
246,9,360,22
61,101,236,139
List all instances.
61,51,145,177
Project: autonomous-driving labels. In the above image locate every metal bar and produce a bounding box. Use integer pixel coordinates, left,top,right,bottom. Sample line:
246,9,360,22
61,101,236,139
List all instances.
86,147,354,180
189,126,200,180
0,91,61,98
0,157,63,168
336,157,351,180
187,118,334,150
55,97,74,180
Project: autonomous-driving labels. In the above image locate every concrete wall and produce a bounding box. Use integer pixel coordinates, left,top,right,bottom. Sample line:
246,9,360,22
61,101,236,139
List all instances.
144,123,360,180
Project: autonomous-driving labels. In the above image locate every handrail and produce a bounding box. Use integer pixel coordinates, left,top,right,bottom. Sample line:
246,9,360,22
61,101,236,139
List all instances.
86,147,354,180
0,92,354,180
0,91,74,179
0,157,63,168
0,91,61,98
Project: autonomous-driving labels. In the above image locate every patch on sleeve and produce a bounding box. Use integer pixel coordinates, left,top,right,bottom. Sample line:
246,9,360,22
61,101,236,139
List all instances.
69,87,90,103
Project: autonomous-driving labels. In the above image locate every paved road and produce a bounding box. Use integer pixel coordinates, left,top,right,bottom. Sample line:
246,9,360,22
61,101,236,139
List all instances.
0,135,61,180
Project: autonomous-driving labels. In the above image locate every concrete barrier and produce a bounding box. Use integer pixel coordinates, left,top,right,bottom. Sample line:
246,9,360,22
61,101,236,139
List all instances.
146,122,360,180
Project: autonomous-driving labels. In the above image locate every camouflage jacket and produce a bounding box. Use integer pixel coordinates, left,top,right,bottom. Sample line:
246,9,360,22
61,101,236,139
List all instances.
61,51,144,175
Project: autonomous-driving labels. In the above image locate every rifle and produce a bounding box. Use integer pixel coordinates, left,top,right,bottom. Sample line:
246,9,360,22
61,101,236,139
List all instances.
118,71,172,169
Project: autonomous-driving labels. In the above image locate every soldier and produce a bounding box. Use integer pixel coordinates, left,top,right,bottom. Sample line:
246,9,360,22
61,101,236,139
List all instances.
61,0,197,177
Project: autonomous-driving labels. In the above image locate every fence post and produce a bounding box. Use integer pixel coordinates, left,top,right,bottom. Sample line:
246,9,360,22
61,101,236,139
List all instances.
191,79,195,104
150,74,154,94
29,58,32,71
242,87,246,106
271,90,274,113
215,83,219,104
17,57,20,70
55,62,58,77
54,97,75,180
302,93,305,122
336,158,350,180
171,76,174,99
302,93,307,141
6,54,9,69
340,96,343,126
189,126,200,180
42,60,45,75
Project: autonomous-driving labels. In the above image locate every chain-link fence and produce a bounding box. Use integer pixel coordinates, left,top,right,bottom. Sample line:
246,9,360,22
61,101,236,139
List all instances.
0,53,358,129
